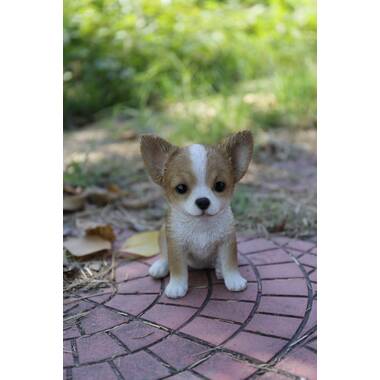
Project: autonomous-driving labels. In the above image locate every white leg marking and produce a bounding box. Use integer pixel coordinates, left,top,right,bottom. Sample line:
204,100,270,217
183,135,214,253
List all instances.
165,276,188,298
223,270,247,291
218,240,247,292
215,255,224,279
149,258,169,279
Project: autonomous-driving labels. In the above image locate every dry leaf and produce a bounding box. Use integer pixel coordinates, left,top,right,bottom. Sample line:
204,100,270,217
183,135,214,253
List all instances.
268,217,288,233
122,193,161,209
120,230,159,257
83,186,123,206
87,224,116,242
76,220,116,242
107,184,122,193
120,130,138,141
63,236,111,257
63,195,85,211
63,184,82,195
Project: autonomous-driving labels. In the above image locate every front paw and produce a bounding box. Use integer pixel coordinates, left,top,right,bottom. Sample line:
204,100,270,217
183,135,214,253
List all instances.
149,259,169,279
224,272,247,292
165,279,188,298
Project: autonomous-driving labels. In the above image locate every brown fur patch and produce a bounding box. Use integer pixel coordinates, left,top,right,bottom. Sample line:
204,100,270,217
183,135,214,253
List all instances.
205,145,235,200
162,147,196,205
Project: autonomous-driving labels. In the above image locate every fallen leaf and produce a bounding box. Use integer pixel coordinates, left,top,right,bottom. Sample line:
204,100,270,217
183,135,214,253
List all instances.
268,217,288,233
63,195,85,211
63,184,82,195
120,130,138,141
63,236,111,257
87,224,116,242
76,220,116,242
107,184,122,193
83,186,123,206
122,192,161,209
120,230,159,257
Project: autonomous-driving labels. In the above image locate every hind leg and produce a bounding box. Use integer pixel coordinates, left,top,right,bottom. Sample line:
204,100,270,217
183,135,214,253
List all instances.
214,254,224,280
149,225,169,279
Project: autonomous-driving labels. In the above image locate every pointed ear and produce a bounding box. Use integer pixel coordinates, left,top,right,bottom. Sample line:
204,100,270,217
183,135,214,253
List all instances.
219,130,253,182
140,134,177,185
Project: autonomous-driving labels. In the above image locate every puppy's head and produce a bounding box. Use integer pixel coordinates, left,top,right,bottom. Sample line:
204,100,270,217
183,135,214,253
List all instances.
140,131,253,217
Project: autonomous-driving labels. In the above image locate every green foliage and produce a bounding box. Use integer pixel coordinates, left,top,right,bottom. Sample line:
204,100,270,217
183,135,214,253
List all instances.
64,0,316,132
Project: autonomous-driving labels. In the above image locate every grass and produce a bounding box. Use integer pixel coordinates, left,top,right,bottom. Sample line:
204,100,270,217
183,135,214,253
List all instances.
64,0,316,134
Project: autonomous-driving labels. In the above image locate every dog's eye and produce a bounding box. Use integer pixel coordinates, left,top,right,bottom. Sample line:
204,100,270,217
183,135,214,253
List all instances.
214,181,226,192
175,184,188,194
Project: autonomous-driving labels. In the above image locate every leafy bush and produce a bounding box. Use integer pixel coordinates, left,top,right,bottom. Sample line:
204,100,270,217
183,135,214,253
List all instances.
64,0,316,130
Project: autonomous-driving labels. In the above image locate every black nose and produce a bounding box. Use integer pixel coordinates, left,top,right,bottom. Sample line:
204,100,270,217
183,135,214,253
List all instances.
195,197,210,210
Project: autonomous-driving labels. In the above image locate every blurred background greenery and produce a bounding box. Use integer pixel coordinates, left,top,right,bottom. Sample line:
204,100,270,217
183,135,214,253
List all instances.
64,0,316,142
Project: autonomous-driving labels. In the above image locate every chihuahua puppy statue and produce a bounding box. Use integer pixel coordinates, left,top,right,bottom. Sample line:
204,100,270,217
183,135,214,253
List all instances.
140,131,253,298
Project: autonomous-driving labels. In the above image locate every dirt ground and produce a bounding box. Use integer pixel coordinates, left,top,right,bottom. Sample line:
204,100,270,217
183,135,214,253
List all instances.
64,123,316,240
63,123,316,300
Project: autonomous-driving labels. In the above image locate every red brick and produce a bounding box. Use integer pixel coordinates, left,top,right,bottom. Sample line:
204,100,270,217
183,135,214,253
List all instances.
211,283,257,302
201,300,253,323
271,236,292,246
114,351,171,380
309,269,317,282
63,340,74,367
64,300,95,317
64,325,81,339
76,332,125,363
90,293,114,304
81,306,127,334
307,338,317,351
238,239,277,254
237,265,257,281
258,296,307,317
106,294,156,316
261,279,308,296
142,304,196,329
112,320,168,351
277,347,317,380
247,249,291,265
245,314,301,339
72,362,118,379
224,331,286,362
78,286,114,302
188,271,209,287
115,261,148,282
210,271,225,284
159,287,207,308
259,372,288,379
150,335,207,370
238,253,249,265
117,276,161,294
166,371,201,380
286,240,315,252
258,263,303,279
194,352,257,379
180,316,239,345
298,253,317,267
301,300,317,333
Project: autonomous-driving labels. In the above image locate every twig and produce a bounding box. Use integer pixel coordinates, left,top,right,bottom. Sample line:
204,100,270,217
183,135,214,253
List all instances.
188,354,212,369
132,332,154,340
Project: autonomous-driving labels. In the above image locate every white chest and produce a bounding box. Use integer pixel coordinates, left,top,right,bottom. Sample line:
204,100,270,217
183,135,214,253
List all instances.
169,207,235,256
